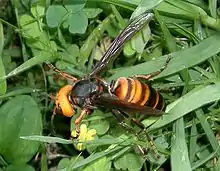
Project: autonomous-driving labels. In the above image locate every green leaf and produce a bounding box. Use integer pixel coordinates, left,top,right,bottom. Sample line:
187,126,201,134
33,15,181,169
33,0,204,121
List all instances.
0,22,6,95
58,156,84,171
80,14,115,66
109,34,220,81
114,152,144,171
96,0,137,10
131,0,164,18
3,51,55,80
58,158,71,170
131,24,151,53
83,157,111,171
20,135,73,144
5,164,35,171
68,11,88,34
89,119,110,135
148,83,220,131
0,95,42,164
154,10,177,52
0,87,40,100
65,0,86,12
83,8,103,18
19,14,42,38
189,118,197,162
196,109,220,156
171,118,191,171
46,5,67,28
69,146,125,170
124,23,151,56
64,44,80,64
31,5,45,18
156,0,220,30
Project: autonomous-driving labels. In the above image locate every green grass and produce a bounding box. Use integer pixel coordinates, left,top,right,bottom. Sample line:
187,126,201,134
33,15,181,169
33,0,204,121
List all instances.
0,0,220,171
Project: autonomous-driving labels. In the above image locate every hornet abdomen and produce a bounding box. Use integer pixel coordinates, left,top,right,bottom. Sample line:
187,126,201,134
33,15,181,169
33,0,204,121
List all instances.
111,77,165,111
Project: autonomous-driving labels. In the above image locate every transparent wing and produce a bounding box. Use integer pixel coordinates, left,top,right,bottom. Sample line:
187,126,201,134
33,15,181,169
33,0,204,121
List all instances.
89,13,153,77
94,93,164,116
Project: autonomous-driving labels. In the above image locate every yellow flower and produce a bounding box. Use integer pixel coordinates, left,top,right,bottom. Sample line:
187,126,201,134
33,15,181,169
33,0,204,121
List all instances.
71,124,96,151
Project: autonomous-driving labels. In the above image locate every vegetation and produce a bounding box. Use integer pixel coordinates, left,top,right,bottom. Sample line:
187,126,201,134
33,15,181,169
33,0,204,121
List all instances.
0,0,220,170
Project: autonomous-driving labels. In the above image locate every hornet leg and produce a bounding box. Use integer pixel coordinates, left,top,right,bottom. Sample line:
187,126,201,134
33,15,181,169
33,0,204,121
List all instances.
112,109,160,159
135,55,172,80
130,117,160,159
74,108,91,136
47,63,77,81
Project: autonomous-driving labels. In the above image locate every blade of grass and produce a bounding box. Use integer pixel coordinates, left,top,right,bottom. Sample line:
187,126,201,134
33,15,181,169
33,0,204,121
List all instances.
195,109,220,156
208,0,217,18
1,51,56,80
131,0,164,19
109,33,220,81
0,87,41,100
0,22,7,94
189,118,198,162
96,0,136,11
68,146,126,170
154,9,177,52
148,83,220,131
171,118,191,171
191,151,216,170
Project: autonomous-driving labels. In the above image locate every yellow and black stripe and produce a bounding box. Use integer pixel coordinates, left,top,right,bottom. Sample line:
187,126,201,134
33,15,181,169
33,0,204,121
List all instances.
113,77,165,111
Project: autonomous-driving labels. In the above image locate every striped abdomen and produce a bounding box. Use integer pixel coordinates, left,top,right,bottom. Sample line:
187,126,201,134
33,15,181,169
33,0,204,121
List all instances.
111,77,165,111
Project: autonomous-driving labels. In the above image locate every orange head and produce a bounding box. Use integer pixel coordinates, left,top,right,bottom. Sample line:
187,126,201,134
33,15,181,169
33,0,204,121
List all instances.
55,85,75,117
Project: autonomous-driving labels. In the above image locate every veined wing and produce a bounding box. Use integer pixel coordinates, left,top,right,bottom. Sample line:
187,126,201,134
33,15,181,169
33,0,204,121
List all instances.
89,13,153,77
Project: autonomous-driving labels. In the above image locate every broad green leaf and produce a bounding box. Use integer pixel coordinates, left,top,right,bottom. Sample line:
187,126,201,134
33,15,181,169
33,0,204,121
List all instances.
132,24,151,53
46,5,67,28
89,119,110,135
114,152,144,171
65,0,86,12
31,5,45,19
109,34,220,81
0,95,42,164
124,24,151,55
0,22,6,95
84,8,103,18
149,83,220,131
19,14,42,38
5,164,35,171
68,11,88,34
65,44,80,64
83,157,111,171
58,156,84,171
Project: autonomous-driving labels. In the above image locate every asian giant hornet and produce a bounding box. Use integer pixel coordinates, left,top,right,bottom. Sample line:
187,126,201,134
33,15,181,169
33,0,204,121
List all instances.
48,12,170,155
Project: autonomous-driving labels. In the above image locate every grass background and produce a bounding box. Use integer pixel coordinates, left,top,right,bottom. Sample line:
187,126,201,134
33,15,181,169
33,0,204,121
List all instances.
0,0,220,170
